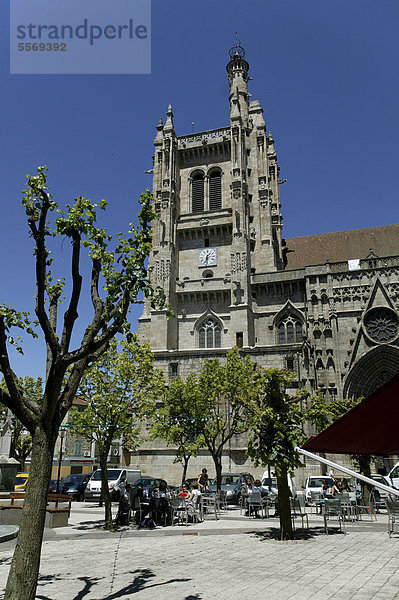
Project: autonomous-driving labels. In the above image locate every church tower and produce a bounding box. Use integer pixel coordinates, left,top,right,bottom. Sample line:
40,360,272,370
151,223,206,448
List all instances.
138,42,285,374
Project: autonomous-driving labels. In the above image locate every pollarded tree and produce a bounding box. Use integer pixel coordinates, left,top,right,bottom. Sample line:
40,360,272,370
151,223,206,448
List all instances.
246,369,307,541
149,374,204,485
69,337,164,529
0,167,164,600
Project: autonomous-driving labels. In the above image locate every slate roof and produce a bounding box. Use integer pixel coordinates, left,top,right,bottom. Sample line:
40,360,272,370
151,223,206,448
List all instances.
283,224,399,270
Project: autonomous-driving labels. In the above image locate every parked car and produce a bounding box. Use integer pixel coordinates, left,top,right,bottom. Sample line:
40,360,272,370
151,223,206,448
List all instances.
48,479,63,493
385,462,399,490
260,476,278,497
208,472,254,504
130,477,168,501
61,474,91,501
14,472,29,491
85,468,137,502
368,474,391,508
303,476,334,504
261,471,297,497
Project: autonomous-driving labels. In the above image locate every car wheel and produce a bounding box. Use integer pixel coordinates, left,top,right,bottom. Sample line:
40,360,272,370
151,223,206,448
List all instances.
78,492,84,502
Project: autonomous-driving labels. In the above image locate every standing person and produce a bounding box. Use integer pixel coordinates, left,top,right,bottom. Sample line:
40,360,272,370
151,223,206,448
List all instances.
328,468,335,480
115,484,131,526
197,468,210,492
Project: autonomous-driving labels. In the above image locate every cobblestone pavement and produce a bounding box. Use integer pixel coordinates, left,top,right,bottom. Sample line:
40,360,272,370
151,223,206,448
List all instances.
0,504,398,599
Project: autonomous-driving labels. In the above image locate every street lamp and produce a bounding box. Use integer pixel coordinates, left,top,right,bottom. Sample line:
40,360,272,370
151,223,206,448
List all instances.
56,428,66,494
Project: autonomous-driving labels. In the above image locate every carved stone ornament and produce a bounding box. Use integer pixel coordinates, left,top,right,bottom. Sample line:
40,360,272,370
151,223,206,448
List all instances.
364,307,399,343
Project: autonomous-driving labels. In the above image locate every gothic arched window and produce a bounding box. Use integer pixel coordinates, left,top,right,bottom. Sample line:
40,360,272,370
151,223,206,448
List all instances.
192,173,204,213
277,316,303,344
209,170,222,210
198,318,222,349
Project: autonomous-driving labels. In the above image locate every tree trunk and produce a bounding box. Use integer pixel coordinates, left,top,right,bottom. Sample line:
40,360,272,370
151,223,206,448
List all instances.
4,426,55,600
181,456,190,486
211,452,222,491
276,467,294,541
358,455,372,506
99,452,113,530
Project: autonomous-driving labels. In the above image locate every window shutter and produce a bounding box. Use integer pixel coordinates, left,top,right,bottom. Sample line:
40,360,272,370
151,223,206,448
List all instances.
209,171,222,210
192,175,204,212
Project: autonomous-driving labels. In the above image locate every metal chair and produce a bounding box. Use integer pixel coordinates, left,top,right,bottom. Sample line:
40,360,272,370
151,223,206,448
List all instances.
218,490,228,512
386,499,399,538
247,491,264,518
202,494,219,520
323,498,346,534
170,496,188,526
290,497,309,532
356,492,377,521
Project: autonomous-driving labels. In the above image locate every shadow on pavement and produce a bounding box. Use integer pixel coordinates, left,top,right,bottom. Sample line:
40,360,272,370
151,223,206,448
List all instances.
36,569,191,600
247,526,344,540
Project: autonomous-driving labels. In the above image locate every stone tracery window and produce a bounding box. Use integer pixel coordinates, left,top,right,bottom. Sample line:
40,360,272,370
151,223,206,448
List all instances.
364,307,399,343
277,316,303,344
198,318,222,349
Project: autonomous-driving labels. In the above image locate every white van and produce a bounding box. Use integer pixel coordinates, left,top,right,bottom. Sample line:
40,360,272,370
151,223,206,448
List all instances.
84,468,141,502
385,462,399,490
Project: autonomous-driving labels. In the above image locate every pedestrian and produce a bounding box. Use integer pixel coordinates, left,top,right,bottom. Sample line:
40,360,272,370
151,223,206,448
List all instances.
197,468,210,492
115,484,131,526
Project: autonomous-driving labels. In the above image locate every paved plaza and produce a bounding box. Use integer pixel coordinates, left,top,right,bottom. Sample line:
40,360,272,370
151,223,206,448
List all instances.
0,503,398,600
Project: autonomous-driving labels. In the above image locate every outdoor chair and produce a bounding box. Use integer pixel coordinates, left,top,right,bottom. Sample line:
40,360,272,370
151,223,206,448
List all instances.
170,496,188,526
202,493,219,520
187,495,203,523
309,491,323,514
290,497,309,532
247,491,264,518
386,500,399,538
337,492,355,522
323,498,346,535
218,490,228,512
356,492,377,521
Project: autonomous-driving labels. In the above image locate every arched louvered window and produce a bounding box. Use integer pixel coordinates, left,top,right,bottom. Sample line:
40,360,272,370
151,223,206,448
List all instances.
277,316,303,344
209,170,222,210
192,173,204,213
198,319,222,349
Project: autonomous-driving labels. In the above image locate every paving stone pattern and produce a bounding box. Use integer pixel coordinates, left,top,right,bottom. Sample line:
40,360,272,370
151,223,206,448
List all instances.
0,507,398,599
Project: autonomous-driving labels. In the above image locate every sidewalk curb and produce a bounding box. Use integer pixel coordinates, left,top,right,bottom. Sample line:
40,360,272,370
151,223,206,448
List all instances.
0,525,19,543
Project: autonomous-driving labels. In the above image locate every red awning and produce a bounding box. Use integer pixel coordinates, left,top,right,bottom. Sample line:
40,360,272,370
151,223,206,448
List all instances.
302,373,399,456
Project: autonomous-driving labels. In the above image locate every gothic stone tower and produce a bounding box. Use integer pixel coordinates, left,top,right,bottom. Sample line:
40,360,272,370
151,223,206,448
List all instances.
137,45,399,482
139,44,286,378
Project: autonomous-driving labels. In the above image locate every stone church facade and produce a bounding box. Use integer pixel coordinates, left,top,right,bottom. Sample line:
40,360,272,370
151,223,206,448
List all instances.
135,45,399,483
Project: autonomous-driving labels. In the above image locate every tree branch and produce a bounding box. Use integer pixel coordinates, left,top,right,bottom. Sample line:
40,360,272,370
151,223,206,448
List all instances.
0,318,38,431
28,190,60,357
60,232,83,353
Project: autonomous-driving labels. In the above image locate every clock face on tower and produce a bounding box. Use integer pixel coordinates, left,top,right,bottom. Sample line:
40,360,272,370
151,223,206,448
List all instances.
198,248,217,267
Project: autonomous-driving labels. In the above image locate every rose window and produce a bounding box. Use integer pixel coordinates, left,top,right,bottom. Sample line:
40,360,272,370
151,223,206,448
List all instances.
364,308,399,343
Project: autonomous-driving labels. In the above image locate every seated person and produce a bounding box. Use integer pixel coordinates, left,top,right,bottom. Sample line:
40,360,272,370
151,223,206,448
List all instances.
187,482,202,504
179,484,190,498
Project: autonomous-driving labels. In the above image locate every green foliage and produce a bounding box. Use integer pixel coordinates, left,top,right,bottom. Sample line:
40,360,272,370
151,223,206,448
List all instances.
2,166,166,355
195,348,257,454
68,336,164,456
246,369,306,471
305,390,363,433
149,374,204,469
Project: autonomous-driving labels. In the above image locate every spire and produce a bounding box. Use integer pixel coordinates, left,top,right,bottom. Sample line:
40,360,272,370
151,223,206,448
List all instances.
226,35,249,124
164,103,175,135
154,117,164,145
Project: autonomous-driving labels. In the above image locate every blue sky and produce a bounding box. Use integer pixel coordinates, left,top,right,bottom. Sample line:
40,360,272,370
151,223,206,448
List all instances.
1,0,398,379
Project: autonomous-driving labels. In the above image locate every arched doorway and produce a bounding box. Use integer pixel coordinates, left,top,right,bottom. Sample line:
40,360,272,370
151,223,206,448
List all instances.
343,345,399,399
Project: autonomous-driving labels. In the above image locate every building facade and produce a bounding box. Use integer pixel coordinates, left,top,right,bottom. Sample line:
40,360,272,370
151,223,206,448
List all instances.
136,45,399,483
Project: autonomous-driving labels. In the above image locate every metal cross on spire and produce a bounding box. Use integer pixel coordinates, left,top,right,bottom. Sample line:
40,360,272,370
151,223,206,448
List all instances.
229,32,245,59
